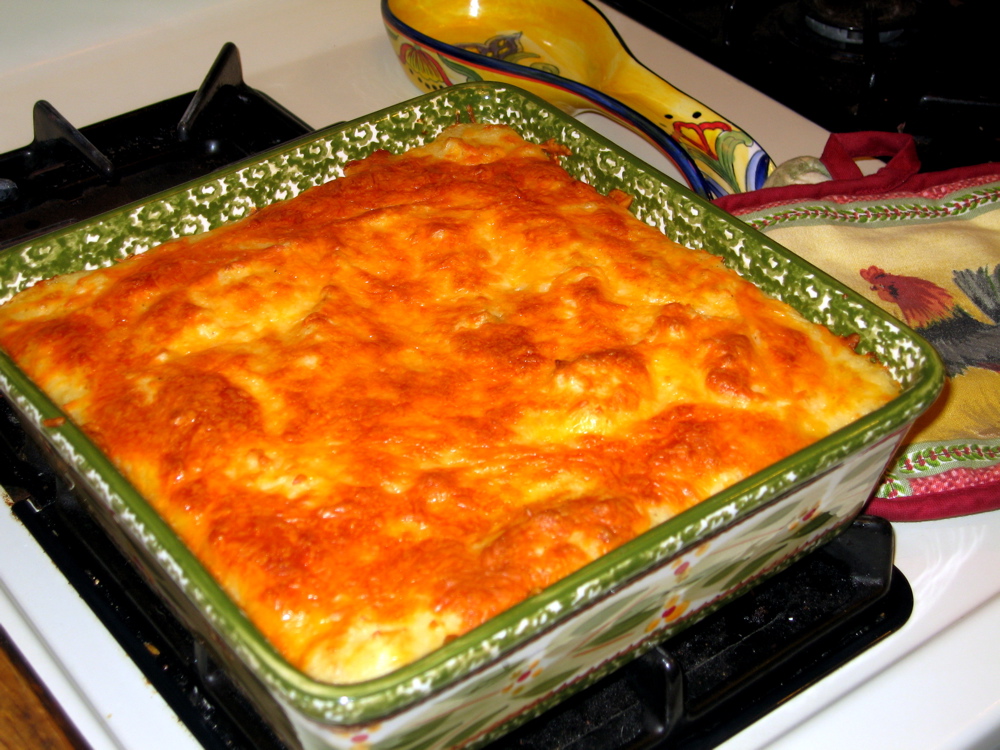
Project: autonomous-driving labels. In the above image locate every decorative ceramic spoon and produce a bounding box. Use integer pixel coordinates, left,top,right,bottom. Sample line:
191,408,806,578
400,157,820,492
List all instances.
382,0,774,198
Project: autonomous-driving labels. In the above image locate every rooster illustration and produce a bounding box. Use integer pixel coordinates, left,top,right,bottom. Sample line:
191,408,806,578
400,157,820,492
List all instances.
860,264,1000,376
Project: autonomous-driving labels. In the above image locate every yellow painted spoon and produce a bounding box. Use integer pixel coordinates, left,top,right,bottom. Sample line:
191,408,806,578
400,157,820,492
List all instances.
382,0,774,198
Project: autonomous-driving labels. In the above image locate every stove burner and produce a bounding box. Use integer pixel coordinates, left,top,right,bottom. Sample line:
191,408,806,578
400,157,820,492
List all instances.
603,0,999,172
803,14,901,45
803,0,917,44
0,43,312,250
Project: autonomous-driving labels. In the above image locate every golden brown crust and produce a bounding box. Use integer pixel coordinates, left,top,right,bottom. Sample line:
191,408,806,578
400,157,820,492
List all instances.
0,124,899,683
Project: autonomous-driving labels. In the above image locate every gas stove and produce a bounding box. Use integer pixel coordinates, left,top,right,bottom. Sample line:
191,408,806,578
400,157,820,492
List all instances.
2,2,1000,749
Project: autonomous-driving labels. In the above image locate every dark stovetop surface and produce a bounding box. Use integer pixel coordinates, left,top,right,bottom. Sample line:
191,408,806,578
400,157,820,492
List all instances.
602,0,999,172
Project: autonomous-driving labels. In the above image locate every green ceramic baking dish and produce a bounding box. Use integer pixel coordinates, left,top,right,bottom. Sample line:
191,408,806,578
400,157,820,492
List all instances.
0,82,943,750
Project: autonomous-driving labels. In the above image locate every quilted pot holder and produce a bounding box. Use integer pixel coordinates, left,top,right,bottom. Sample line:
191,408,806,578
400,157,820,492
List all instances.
715,132,1000,521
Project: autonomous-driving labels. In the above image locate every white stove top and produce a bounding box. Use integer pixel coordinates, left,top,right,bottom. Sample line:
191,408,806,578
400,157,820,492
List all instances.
2,2,1000,749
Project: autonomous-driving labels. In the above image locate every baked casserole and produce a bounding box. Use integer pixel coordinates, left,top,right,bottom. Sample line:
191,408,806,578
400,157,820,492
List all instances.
0,123,899,684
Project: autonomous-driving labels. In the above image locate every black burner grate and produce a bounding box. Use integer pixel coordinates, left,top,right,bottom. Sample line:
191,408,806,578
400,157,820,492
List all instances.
491,515,910,750
0,43,312,250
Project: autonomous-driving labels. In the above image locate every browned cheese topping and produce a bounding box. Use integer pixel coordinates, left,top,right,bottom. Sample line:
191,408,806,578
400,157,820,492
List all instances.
0,124,899,683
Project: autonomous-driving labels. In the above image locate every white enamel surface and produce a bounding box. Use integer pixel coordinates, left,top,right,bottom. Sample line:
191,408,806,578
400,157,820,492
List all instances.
0,488,197,750
722,510,1000,750
1,2,999,749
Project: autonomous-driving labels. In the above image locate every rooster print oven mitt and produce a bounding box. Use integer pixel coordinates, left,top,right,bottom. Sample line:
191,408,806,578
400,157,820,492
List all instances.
715,132,1000,521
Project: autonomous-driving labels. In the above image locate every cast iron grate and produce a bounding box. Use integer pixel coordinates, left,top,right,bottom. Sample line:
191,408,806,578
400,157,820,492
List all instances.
0,42,312,250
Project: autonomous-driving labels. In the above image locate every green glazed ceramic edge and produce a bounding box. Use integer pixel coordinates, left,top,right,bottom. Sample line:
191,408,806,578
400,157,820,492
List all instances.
0,82,945,725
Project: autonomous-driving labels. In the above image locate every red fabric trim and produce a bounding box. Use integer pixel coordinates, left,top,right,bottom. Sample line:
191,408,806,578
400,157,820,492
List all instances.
820,131,920,183
713,130,1000,216
865,482,1000,522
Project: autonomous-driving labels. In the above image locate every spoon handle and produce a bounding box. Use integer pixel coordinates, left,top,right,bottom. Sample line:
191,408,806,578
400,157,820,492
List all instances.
383,0,771,197
601,58,773,196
